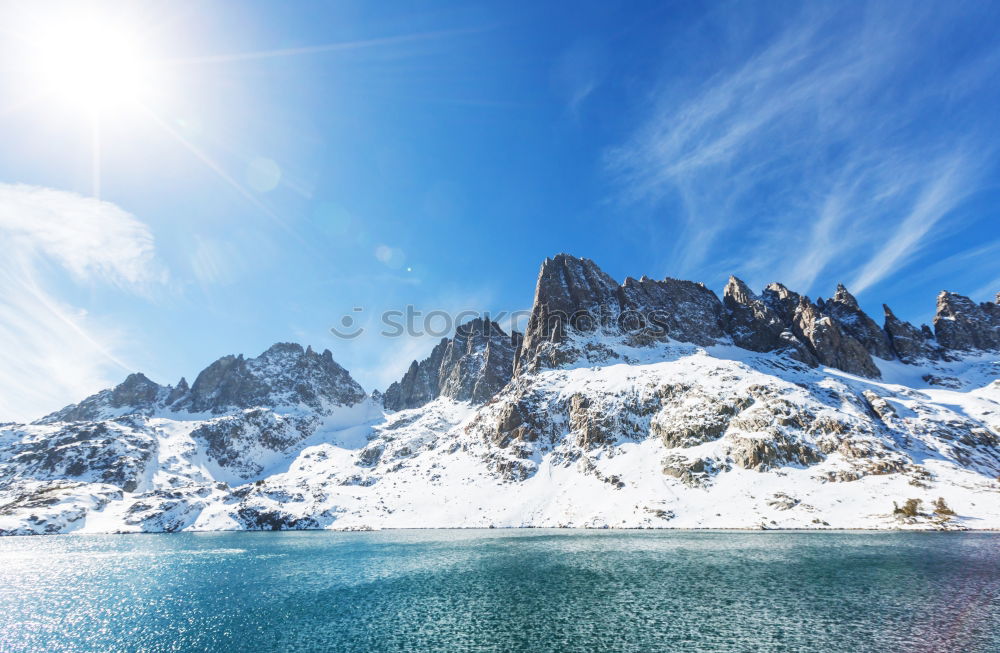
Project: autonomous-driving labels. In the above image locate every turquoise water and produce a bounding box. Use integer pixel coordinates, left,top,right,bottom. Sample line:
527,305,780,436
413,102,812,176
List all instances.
0,531,998,652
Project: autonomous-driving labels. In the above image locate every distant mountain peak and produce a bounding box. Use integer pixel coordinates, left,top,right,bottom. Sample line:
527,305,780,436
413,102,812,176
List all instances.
383,318,521,411
175,342,366,414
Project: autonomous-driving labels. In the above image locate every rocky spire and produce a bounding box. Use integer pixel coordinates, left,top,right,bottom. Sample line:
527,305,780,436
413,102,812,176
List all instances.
822,283,895,360
792,297,881,378
832,283,858,309
723,276,755,306
934,291,1000,352
514,254,621,374
165,377,189,405
883,305,935,362
722,276,816,365
723,276,784,350
383,319,521,411
761,283,801,323
384,359,439,411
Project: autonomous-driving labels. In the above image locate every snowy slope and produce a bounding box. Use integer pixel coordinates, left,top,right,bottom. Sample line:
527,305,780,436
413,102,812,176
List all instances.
1,338,997,534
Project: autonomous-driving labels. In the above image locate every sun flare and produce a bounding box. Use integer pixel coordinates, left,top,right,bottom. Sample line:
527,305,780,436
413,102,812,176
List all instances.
30,15,152,112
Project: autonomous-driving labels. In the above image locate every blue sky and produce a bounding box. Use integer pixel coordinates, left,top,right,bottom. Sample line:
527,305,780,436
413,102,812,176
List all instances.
1,0,999,421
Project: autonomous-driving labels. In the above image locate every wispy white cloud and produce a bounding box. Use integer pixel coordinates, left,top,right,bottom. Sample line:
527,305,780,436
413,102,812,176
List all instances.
552,39,608,119
607,4,997,299
0,184,164,289
850,156,971,293
971,276,1000,304
0,184,165,422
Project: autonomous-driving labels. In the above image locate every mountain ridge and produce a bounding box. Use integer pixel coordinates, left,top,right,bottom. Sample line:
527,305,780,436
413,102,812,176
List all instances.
1,253,998,534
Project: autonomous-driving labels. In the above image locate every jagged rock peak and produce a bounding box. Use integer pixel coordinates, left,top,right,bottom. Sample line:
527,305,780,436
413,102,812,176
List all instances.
443,256,999,382
723,277,815,365
883,304,936,363
934,291,1000,352
791,298,881,378
165,377,189,405
618,275,727,345
454,317,510,340
761,283,801,323
514,255,622,375
177,342,365,414
516,254,727,374
112,373,161,403
832,283,859,310
530,253,621,330
37,343,368,423
38,373,166,424
724,276,755,306
822,283,894,360
383,319,521,411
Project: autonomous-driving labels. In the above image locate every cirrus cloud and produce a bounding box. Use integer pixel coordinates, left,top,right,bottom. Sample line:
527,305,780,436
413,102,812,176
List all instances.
0,184,166,422
607,2,999,301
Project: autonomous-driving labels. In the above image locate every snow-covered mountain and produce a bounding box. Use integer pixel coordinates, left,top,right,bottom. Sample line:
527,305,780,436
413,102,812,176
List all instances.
2,254,999,534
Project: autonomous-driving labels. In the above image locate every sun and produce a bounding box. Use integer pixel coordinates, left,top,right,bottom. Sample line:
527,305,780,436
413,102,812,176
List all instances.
31,14,152,113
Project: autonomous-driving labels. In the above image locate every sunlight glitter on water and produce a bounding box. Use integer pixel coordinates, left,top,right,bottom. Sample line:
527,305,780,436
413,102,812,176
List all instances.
1,530,998,652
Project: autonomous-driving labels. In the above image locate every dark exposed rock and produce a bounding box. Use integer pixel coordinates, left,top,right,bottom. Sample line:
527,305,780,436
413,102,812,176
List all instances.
515,254,728,374
234,506,319,531
661,455,720,487
922,374,963,389
512,255,906,378
515,254,622,374
39,373,166,424
723,276,817,365
440,320,523,404
109,373,162,408
385,358,439,411
651,393,741,449
617,276,727,346
0,421,154,492
165,378,189,405
934,291,1000,352
883,305,936,362
723,276,786,351
568,394,615,448
726,432,823,471
38,344,367,425
792,297,881,378
383,319,521,411
761,283,802,323
357,443,385,467
177,343,365,414
467,384,555,450
821,284,894,360
723,277,894,378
